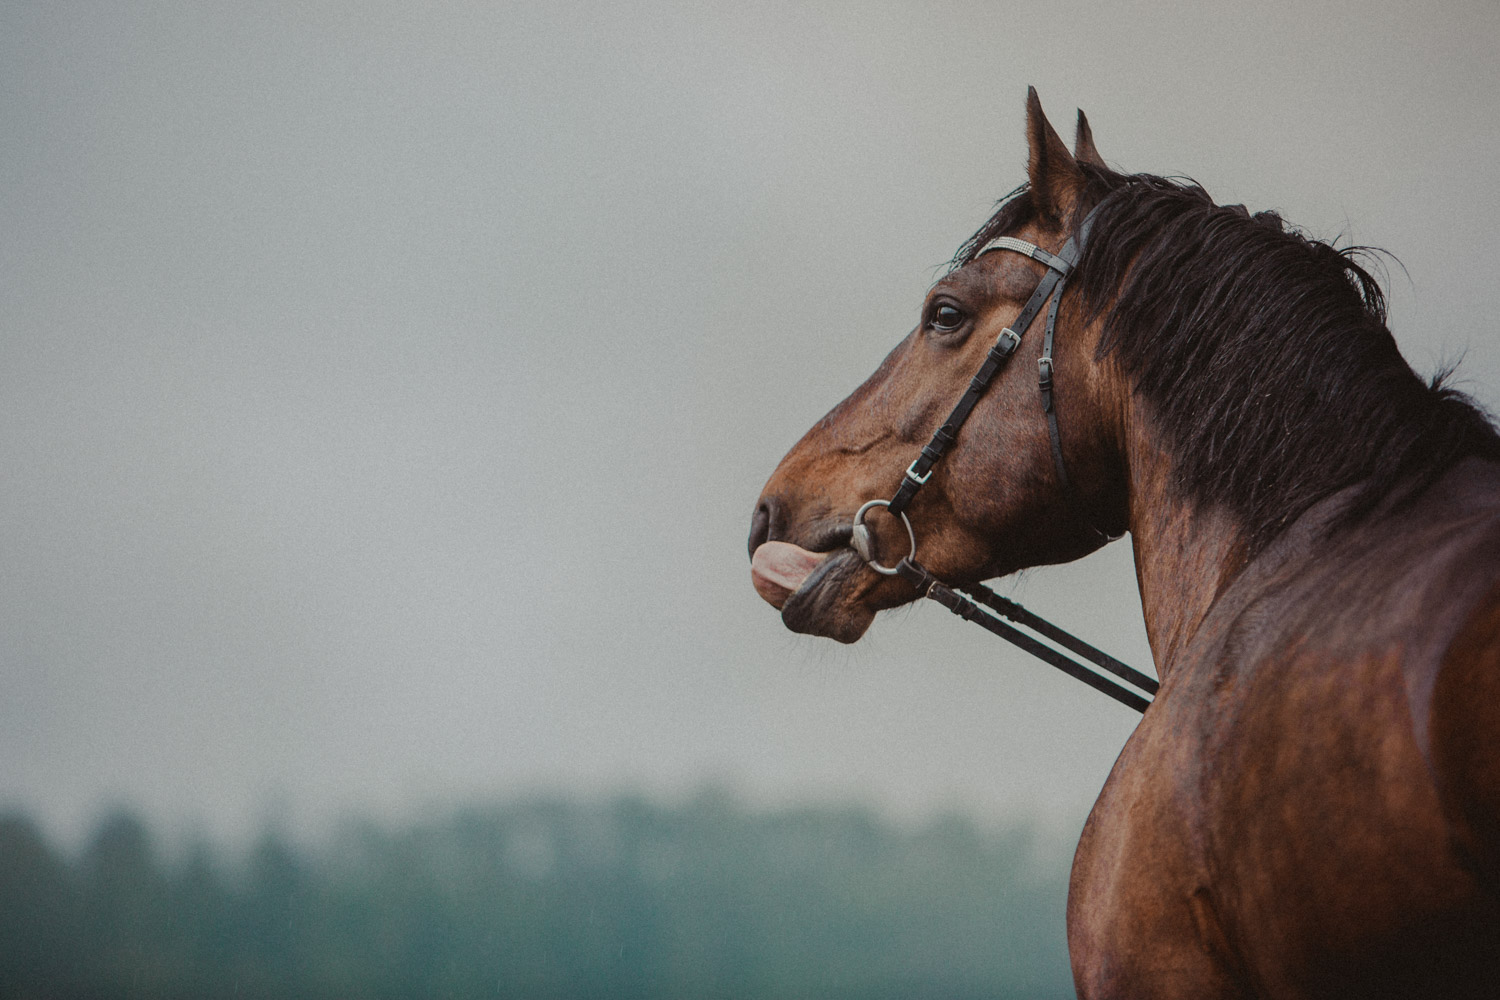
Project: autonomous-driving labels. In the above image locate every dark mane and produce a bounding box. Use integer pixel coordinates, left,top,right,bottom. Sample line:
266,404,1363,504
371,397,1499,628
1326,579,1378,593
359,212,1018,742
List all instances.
957,170,1500,555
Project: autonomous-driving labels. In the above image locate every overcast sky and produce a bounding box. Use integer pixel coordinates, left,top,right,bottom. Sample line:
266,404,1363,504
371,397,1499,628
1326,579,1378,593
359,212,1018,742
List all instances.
3,1,1498,846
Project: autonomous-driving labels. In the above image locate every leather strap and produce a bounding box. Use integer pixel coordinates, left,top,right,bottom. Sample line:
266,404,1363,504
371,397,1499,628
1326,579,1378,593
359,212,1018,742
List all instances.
1040,246,1073,493
897,558,1152,713
975,235,1073,273
961,582,1158,695
872,204,1150,713
888,244,1072,517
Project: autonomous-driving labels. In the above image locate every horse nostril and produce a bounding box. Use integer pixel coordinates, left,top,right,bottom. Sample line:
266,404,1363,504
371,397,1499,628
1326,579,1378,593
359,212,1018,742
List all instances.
748,501,772,560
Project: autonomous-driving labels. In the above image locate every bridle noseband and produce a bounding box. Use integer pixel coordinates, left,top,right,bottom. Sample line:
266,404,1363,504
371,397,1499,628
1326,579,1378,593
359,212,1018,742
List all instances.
849,206,1158,713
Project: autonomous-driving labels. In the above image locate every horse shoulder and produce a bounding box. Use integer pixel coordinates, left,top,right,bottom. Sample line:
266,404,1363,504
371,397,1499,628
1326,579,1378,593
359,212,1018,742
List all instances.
1196,465,1500,995
1070,463,1500,998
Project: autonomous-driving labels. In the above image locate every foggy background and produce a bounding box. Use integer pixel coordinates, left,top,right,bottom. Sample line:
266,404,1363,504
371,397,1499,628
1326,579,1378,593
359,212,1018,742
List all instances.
4,0,1498,852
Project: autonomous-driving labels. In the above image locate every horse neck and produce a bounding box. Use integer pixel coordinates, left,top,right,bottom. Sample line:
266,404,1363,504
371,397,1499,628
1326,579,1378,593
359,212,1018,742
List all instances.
1120,402,1250,680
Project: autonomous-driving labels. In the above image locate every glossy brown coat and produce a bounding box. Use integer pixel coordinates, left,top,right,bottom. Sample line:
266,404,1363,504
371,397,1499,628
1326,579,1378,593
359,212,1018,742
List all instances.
749,92,1500,997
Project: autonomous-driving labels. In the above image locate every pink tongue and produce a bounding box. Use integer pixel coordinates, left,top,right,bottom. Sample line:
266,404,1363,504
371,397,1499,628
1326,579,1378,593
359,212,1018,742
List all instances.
751,541,830,609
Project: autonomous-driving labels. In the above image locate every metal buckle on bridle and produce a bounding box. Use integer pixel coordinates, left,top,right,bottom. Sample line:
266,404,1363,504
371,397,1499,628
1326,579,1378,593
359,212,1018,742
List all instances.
837,206,1156,714
850,499,917,576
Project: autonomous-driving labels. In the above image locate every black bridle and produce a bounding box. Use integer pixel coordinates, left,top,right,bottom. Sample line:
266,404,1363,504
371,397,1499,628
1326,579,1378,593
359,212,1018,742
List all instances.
849,209,1158,713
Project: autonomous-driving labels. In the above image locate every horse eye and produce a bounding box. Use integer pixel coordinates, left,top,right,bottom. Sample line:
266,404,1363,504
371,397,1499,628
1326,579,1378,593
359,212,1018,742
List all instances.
932,305,965,331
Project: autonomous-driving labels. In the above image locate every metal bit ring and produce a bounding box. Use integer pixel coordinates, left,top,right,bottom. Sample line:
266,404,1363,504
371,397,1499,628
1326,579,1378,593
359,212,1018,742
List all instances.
850,499,918,576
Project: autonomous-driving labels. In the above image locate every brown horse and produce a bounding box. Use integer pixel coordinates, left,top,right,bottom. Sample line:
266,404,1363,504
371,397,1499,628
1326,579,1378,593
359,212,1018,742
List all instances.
748,90,1500,998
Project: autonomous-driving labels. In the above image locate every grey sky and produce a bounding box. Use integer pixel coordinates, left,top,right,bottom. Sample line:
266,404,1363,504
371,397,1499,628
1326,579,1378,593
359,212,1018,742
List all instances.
3,1,1498,846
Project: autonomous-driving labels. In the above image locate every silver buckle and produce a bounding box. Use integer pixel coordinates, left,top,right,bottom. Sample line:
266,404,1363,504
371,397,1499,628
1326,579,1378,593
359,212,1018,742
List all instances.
903,460,932,486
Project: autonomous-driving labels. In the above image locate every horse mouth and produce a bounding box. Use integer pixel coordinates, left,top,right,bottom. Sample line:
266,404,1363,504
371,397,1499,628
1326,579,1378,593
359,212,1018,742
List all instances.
751,540,876,643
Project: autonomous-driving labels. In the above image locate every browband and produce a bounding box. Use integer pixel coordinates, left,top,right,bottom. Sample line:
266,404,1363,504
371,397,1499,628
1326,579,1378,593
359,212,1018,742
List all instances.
974,235,1073,274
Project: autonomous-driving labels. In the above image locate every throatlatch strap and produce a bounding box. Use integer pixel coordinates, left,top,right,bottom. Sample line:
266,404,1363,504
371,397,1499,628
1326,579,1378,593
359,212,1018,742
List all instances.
1038,227,1086,497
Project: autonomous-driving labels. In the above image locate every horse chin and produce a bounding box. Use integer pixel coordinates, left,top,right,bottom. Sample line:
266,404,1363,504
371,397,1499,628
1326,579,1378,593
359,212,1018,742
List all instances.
780,549,877,643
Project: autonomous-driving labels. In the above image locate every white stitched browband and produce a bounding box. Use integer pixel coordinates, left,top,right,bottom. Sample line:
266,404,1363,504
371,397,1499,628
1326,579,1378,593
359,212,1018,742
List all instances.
975,235,1042,258
974,235,1073,275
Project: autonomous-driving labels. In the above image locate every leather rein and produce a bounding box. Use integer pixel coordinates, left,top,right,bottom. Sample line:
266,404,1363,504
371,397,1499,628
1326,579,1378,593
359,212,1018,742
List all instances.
848,208,1158,713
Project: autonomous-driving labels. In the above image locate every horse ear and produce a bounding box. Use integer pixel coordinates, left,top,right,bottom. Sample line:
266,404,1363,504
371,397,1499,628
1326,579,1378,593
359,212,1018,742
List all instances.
1025,87,1083,223
1074,109,1107,169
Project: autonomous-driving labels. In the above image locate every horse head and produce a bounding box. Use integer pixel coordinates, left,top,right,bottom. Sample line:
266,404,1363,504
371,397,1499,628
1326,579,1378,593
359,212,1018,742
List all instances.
749,90,1127,643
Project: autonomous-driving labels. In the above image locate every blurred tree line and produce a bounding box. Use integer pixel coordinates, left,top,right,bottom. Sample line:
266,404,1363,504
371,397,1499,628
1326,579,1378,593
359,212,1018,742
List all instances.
0,793,1076,999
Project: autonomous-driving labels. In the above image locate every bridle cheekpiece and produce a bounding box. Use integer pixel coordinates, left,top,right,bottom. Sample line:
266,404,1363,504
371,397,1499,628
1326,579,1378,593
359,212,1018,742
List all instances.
848,204,1157,712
